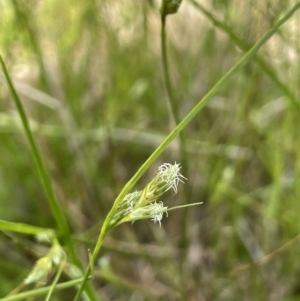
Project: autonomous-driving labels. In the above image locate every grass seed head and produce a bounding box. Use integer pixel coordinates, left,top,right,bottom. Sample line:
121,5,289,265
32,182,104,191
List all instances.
110,163,186,227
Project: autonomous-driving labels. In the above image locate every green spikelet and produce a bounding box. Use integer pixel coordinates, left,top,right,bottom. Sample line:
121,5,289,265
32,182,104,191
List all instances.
109,163,186,228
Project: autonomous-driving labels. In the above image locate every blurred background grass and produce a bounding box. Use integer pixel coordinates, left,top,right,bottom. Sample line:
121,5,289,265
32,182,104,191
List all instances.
1,0,300,300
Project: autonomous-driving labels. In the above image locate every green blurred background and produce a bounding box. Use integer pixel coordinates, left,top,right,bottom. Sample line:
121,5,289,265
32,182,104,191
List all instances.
1,0,300,300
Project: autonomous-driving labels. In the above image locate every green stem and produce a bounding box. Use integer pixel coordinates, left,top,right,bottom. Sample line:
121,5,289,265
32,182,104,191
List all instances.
189,0,300,111
161,15,179,116
0,220,52,235
0,278,90,301
0,56,97,301
161,8,192,253
167,202,203,212
0,56,70,243
45,258,66,301
73,224,109,301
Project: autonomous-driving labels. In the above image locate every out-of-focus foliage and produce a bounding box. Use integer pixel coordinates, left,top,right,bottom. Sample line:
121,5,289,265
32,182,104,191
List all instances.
0,0,300,300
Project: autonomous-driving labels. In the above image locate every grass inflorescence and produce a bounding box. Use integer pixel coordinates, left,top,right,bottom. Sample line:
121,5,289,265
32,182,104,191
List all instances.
1,1,300,300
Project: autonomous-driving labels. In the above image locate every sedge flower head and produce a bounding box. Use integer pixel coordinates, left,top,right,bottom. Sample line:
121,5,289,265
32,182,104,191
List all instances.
157,162,186,194
110,163,186,228
139,162,186,206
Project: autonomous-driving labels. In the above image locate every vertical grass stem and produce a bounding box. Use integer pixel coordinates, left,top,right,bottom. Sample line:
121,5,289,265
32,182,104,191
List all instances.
0,56,97,301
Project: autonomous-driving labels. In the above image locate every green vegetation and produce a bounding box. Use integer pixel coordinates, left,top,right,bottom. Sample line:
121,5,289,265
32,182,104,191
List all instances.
1,0,300,300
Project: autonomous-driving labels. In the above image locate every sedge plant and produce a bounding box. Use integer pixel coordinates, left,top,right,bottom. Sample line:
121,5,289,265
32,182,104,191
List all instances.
1,1,300,300
74,2,300,298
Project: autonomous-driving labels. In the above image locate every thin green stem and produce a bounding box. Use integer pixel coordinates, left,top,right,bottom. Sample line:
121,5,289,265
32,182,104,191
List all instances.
0,220,52,235
167,202,203,212
45,259,66,301
161,9,192,253
0,278,91,301
161,15,179,116
189,0,300,111
0,56,70,242
73,225,108,300
0,56,97,301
